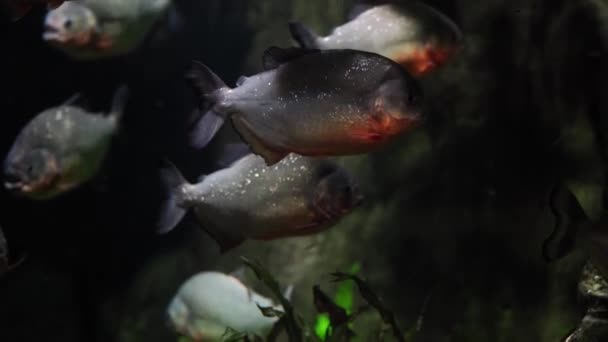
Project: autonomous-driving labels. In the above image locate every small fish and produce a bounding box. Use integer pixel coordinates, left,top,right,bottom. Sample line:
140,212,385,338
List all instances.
42,0,173,59
167,271,287,341
289,2,463,77
157,153,363,252
1,0,63,21
187,47,423,166
3,86,128,200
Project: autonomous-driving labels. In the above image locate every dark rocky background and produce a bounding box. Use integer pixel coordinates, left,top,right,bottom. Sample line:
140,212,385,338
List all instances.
1,0,607,341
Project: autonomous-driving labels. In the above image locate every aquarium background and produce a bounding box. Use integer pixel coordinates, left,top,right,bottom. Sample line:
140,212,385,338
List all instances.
1,0,606,341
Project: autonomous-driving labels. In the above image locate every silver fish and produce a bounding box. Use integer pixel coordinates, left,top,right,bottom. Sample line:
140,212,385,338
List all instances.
3,86,128,200
187,47,423,166
289,3,463,77
42,0,172,59
157,153,363,252
167,271,287,341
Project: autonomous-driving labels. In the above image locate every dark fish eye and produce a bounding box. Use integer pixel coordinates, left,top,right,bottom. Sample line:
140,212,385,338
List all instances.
64,19,73,29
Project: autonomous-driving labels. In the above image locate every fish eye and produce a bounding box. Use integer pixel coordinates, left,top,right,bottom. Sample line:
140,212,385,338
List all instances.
64,19,73,29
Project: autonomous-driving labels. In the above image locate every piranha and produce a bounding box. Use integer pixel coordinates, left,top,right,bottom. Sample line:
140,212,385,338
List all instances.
1,0,63,21
42,0,173,59
3,86,128,200
158,153,363,252
289,2,463,77
187,47,423,166
167,271,291,341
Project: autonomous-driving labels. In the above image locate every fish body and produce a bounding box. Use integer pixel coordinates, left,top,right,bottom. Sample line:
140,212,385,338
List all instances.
42,0,172,59
188,48,423,165
158,153,362,251
1,0,63,21
3,87,128,200
289,3,463,76
167,271,280,341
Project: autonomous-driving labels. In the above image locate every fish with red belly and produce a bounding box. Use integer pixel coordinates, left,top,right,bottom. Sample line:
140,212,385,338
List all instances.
289,2,463,77
187,47,423,166
42,0,173,60
157,153,363,252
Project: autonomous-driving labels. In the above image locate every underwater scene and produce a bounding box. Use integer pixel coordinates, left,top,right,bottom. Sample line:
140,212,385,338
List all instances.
1,0,607,341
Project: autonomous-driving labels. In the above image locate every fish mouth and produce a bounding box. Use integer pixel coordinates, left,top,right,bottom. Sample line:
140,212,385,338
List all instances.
42,24,66,42
4,181,24,193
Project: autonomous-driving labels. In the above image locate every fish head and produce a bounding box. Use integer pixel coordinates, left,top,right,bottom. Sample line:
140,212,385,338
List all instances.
43,2,98,47
4,147,61,198
395,1,463,76
397,43,460,77
370,72,424,135
314,167,364,218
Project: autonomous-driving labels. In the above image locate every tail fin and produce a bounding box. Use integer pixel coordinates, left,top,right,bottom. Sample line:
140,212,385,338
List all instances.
109,85,129,126
157,160,189,234
186,61,228,149
288,21,320,48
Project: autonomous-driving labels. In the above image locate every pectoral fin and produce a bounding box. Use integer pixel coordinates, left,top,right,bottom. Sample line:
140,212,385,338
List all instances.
231,116,287,166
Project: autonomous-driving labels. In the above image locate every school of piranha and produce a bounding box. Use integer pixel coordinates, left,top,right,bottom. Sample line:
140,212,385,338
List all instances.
1,0,463,340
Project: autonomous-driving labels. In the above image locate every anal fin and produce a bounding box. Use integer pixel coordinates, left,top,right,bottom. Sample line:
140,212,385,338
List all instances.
199,225,244,253
231,116,287,166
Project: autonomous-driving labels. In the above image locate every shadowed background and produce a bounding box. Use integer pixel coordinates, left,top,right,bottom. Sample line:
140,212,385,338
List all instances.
0,0,605,341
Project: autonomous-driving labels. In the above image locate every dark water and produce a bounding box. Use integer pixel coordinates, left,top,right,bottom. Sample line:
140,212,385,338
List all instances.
1,0,607,341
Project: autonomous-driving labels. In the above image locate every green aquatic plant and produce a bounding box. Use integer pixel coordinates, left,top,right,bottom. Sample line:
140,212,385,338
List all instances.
331,272,406,342
242,256,304,342
314,314,331,340
314,262,360,340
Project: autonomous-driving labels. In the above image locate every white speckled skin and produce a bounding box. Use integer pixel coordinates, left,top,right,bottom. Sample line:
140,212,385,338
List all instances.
4,105,119,199
43,0,171,59
167,271,279,341
319,4,461,57
217,49,422,157
179,153,360,242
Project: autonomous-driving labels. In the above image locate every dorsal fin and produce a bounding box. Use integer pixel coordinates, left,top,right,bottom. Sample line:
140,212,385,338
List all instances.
62,93,88,108
236,76,248,87
348,4,374,21
262,46,320,71
229,267,249,284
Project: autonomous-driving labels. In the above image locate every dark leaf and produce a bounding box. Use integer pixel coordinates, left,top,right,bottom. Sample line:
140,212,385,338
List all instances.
242,257,303,342
258,304,285,318
330,273,405,342
313,285,349,327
